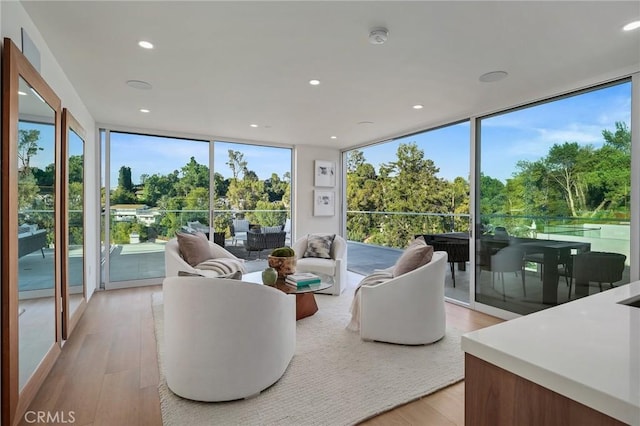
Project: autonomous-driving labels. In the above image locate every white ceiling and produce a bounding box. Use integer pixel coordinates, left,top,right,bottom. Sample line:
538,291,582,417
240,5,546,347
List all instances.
21,1,640,149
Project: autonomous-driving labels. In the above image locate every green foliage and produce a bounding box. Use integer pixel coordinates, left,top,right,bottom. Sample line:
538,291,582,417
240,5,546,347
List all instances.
346,144,470,248
68,155,84,183
176,157,209,197
480,121,631,231
110,186,137,204
118,166,134,191
141,171,179,207
18,129,43,175
249,200,287,227
270,247,295,257
214,172,229,198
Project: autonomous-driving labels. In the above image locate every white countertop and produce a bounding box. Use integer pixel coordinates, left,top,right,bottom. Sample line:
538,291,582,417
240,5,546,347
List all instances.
462,280,640,425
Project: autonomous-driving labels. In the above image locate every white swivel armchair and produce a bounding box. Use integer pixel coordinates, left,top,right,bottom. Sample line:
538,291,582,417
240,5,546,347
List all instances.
292,234,347,295
163,276,296,401
360,251,447,345
164,237,245,278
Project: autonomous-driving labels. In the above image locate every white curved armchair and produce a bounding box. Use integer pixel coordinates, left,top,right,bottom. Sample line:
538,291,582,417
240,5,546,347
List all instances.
164,237,245,277
360,251,447,345
292,234,347,295
163,276,296,401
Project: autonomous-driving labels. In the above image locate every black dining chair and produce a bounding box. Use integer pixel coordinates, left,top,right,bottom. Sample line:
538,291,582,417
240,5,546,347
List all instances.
570,251,626,299
429,239,469,287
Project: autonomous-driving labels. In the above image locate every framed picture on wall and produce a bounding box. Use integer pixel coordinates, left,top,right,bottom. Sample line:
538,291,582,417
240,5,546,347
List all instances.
314,160,336,187
314,190,335,216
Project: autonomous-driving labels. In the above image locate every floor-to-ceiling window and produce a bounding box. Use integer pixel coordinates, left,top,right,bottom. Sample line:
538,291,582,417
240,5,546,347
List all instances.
345,121,470,303
212,141,292,253
475,80,632,315
103,131,209,286
100,132,293,287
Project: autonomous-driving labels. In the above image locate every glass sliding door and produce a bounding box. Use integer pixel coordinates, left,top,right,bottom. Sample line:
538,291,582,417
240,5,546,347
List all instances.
104,131,209,286
100,133,294,285
212,141,292,268
475,80,632,315
345,121,471,303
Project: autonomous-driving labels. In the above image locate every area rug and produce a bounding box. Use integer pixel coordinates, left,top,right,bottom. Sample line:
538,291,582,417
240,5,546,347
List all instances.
152,291,465,426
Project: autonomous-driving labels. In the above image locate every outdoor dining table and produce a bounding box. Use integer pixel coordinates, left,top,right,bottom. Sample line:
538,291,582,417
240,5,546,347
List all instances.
519,240,591,304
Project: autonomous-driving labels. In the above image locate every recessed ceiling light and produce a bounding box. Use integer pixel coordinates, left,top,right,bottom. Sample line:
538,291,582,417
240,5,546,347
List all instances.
623,20,640,31
357,121,374,125
479,71,508,83
126,80,152,90
309,79,320,86
18,91,27,96
250,124,259,128
330,136,337,139
138,40,154,49
412,104,424,110
139,108,150,113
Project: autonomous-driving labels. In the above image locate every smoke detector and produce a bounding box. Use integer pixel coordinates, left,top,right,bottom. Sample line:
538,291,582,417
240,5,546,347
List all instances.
368,27,389,45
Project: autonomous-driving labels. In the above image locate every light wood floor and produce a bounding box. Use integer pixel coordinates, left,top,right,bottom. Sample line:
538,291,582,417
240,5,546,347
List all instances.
22,286,502,426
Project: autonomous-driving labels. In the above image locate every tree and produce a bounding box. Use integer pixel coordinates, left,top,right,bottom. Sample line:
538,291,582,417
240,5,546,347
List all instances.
68,155,84,183
583,122,631,216
184,187,210,223
32,164,55,195
373,142,450,247
118,166,134,191
602,121,630,155
176,157,209,197
17,129,43,210
225,150,266,211
251,200,287,226
479,174,506,215
226,150,248,180
264,173,288,202
141,171,179,207
213,172,229,198
346,150,383,242
18,129,43,176
110,186,138,204
544,142,588,217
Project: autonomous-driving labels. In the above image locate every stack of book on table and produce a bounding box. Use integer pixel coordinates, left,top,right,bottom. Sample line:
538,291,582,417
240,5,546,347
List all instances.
285,272,321,287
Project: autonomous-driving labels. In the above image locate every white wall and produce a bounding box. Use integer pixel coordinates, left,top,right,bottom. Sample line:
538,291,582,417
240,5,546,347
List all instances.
293,145,342,240
1,2,99,299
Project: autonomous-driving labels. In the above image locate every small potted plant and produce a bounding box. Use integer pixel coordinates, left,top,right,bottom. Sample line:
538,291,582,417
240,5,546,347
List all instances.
268,246,296,277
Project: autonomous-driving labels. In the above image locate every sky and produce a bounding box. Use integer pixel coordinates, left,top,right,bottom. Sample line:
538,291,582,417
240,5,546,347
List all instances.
357,81,631,183
25,81,631,188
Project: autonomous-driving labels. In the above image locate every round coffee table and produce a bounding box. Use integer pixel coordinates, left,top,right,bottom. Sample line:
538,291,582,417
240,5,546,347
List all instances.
242,271,331,320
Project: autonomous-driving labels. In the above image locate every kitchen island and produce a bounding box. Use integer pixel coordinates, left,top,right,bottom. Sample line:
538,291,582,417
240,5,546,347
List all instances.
462,280,640,425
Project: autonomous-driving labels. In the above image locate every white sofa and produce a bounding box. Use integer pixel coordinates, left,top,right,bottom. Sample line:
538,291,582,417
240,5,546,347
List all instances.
163,276,296,401
360,251,447,345
164,237,245,277
292,234,347,295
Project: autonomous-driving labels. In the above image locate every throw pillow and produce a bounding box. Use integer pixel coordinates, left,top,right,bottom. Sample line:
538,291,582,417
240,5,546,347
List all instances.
262,225,283,234
303,233,336,259
392,236,434,277
176,231,212,267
